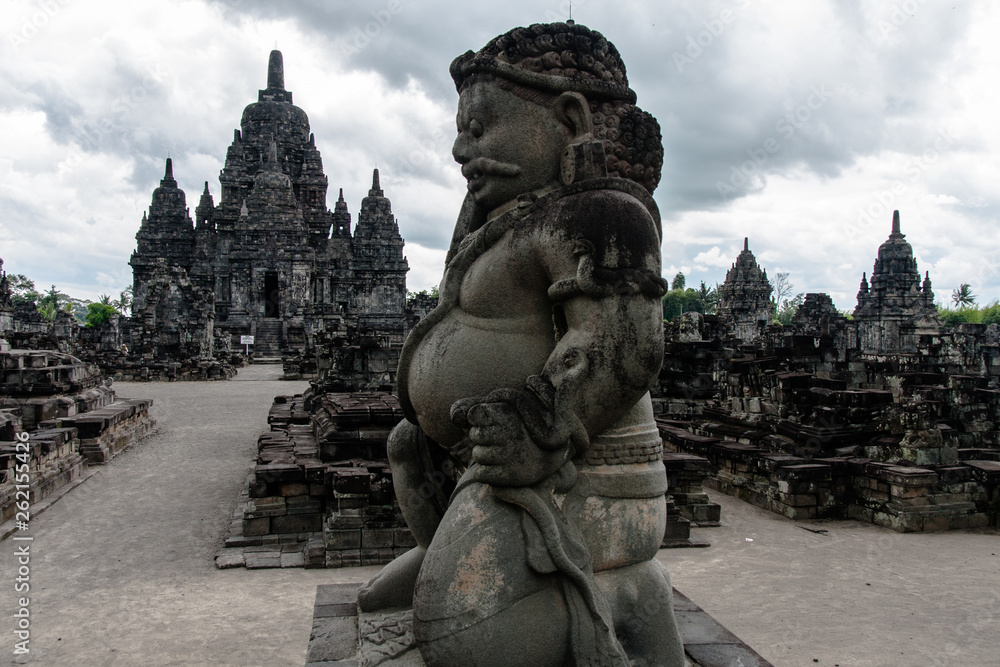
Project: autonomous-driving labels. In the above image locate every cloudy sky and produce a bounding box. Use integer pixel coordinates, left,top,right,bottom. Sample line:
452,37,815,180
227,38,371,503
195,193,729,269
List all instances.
1,0,997,310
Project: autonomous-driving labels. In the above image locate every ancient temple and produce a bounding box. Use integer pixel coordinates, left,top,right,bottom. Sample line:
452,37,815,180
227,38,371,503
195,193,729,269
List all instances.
129,51,408,367
716,237,773,342
853,210,939,354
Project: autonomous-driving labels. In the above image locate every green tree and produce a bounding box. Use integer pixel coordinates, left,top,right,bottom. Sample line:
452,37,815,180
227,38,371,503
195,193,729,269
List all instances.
670,272,686,291
8,274,41,306
695,281,719,314
662,287,703,320
774,293,804,325
85,302,118,328
110,286,133,317
952,283,976,307
980,300,1000,325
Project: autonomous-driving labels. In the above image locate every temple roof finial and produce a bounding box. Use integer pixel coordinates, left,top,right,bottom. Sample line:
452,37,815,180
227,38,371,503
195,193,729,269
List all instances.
202,181,210,195
372,168,380,191
744,237,749,252
891,210,901,236
267,50,284,90
164,157,173,179
338,188,344,201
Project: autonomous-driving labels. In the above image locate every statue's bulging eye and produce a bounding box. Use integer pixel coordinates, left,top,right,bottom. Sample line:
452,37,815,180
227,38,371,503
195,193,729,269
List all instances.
470,119,484,138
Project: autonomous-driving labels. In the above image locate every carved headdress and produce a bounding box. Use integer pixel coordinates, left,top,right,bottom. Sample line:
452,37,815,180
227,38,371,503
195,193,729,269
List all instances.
450,22,663,194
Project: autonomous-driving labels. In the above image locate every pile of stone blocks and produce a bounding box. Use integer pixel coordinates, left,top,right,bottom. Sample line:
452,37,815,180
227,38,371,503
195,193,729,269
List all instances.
226,392,415,568
663,452,721,526
0,426,84,525
53,398,155,463
660,418,996,531
0,349,156,528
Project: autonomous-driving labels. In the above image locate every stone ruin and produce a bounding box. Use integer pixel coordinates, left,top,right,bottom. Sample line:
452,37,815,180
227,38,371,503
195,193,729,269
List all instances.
126,50,411,382
0,262,156,527
0,349,154,529
656,211,1000,532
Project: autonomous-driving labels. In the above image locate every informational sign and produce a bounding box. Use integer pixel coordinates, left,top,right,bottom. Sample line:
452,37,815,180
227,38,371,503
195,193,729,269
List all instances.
240,335,255,345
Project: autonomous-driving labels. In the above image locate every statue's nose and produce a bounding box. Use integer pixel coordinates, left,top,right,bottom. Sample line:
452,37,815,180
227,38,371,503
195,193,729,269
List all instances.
452,134,472,165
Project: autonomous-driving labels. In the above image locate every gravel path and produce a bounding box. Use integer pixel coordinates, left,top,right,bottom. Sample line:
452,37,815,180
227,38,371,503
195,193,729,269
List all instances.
1,366,996,666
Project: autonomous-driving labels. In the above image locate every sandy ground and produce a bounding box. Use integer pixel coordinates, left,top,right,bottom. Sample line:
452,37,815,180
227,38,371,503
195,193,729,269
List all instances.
0,365,996,666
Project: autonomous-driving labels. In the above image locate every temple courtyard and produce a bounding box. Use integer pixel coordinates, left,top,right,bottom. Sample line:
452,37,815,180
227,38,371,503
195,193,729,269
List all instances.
0,365,995,667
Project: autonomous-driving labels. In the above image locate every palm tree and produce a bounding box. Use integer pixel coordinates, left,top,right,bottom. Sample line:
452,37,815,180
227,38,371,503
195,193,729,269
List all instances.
696,281,719,314
952,284,976,307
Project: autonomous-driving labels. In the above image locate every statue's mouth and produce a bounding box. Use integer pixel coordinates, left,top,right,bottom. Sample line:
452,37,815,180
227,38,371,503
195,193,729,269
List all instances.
462,158,522,192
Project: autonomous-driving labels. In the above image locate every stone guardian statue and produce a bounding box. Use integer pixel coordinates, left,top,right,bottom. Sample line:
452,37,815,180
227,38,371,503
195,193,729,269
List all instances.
359,21,684,667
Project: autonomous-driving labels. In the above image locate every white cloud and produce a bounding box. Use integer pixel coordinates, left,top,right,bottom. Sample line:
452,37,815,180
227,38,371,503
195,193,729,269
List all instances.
1,0,999,316
693,247,735,271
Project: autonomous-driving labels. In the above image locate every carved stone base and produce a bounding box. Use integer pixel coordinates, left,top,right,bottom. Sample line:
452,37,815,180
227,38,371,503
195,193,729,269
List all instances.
305,583,775,667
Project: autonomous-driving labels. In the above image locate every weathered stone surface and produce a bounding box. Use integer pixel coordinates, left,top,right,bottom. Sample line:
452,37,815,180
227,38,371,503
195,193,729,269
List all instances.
353,21,685,666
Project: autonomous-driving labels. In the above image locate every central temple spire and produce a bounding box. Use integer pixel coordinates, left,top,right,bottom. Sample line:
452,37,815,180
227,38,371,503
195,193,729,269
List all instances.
258,49,292,103
267,50,284,90
369,168,383,196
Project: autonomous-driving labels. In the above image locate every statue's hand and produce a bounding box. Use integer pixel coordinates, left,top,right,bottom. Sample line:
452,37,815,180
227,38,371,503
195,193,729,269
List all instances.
451,396,569,487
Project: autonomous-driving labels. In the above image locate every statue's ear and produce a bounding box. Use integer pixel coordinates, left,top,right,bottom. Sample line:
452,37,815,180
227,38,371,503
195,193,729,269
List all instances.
554,92,592,141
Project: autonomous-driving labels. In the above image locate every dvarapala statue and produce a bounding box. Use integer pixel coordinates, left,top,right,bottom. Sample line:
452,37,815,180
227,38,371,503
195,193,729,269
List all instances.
359,21,685,666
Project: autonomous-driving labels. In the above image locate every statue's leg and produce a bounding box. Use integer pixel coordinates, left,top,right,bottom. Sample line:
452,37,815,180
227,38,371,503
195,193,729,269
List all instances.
358,419,449,612
413,480,568,667
595,559,686,667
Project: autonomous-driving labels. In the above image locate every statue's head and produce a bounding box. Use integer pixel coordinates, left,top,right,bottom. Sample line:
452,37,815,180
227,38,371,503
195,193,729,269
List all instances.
450,22,663,215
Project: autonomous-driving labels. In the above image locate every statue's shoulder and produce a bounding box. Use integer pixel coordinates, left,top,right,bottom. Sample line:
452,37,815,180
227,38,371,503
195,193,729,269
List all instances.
534,180,662,265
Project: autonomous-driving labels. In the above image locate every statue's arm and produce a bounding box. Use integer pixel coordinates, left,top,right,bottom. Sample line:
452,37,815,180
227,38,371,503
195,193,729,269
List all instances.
451,191,666,486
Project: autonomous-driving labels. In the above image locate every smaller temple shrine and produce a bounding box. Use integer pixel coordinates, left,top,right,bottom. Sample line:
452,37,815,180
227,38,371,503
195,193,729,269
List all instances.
715,237,773,343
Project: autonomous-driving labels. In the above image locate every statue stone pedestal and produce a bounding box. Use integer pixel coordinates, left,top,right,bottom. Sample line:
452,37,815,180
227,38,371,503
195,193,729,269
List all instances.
305,583,775,667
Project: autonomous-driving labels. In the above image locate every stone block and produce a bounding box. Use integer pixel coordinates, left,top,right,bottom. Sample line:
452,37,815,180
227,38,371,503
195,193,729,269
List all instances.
393,528,417,548
215,552,245,569
280,552,305,568
281,482,310,497
361,528,394,549
306,616,358,663
245,552,281,569
286,496,322,515
334,470,371,495
271,514,321,534
777,492,817,507
327,529,362,550
242,517,270,537
245,496,286,518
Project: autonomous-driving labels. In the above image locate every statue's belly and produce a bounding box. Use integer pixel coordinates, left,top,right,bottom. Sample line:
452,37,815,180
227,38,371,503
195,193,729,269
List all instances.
407,307,554,447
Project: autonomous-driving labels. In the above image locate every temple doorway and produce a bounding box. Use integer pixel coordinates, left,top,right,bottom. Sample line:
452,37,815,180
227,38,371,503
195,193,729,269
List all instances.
264,271,280,318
